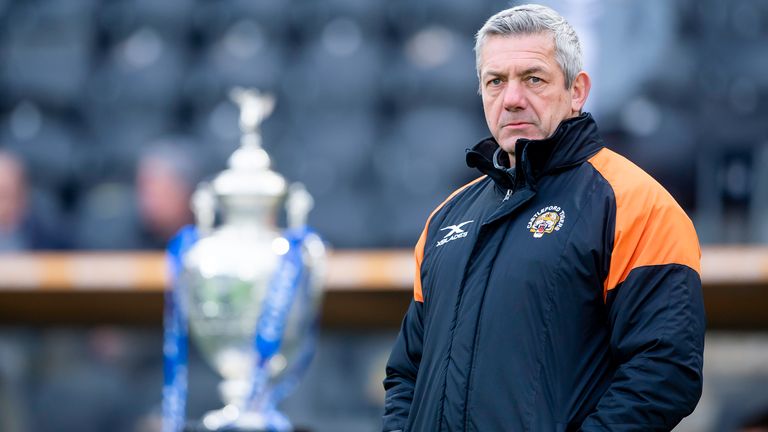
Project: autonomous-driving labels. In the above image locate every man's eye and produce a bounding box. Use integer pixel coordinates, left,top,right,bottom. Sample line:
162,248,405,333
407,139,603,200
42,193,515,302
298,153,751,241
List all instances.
489,78,502,86
527,76,543,84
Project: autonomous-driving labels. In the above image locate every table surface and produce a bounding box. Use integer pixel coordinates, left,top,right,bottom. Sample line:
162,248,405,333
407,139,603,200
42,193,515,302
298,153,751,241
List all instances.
0,247,765,329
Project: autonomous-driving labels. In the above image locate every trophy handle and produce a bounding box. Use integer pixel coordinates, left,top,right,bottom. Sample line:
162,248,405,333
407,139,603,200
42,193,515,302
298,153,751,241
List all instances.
286,183,313,229
191,182,216,236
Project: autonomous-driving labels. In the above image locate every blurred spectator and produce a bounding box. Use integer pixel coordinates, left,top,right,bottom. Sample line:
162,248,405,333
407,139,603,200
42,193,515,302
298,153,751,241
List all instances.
0,151,27,249
135,142,198,248
72,139,200,249
0,150,66,250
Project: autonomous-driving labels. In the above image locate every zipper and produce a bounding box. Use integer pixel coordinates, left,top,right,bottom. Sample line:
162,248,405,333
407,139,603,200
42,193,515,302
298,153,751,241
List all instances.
502,189,512,202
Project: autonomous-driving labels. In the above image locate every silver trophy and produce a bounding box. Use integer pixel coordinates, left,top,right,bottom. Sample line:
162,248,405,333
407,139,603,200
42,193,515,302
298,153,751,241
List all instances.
177,89,325,431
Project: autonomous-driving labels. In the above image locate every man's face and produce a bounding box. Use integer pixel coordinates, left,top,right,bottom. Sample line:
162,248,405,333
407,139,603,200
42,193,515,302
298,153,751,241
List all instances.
479,33,584,155
137,158,192,240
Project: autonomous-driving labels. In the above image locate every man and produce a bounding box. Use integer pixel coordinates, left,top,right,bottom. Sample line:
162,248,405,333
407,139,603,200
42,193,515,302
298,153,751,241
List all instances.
383,4,705,432
135,141,198,248
0,150,66,250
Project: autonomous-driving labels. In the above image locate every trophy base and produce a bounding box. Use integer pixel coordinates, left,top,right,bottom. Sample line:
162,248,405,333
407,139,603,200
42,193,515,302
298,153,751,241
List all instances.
184,422,310,432
184,405,300,432
184,423,266,432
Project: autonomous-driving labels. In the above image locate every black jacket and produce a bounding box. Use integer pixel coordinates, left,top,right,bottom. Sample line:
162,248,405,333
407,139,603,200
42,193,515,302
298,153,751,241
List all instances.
383,113,705,431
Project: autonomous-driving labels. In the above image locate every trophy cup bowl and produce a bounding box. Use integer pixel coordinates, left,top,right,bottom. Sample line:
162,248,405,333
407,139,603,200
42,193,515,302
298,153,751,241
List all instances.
171,89,325,432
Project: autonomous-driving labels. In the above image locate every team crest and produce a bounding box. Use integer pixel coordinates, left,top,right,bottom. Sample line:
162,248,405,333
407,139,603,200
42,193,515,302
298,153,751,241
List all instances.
527,206,565,238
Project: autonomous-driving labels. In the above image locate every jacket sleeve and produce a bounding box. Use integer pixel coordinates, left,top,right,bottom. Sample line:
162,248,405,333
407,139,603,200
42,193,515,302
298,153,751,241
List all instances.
583,150,706,430
382,298,424,432
580,264,705,431
580,168,707,430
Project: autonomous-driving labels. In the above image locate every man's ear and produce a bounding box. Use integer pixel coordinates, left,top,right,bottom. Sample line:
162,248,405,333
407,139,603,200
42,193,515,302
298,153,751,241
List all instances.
570,71,591,113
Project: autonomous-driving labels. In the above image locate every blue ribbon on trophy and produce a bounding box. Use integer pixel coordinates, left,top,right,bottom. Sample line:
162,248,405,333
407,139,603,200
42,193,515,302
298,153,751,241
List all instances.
247,225,320,431
163,225,199,432
263,236,320,414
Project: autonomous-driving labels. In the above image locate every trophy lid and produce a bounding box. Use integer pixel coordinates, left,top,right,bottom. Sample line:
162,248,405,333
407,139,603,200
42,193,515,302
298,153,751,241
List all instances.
211,88,286,199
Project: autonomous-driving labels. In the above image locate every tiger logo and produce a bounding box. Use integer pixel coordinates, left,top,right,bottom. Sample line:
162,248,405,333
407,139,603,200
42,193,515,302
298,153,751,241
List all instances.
527,206,566,238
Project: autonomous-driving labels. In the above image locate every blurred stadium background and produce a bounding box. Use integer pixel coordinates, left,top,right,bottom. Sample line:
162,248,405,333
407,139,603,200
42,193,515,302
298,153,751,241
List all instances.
0,0,767,431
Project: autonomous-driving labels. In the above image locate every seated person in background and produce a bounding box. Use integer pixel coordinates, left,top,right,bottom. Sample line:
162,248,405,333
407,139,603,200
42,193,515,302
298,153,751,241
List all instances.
0,150,66,251
73,139,200,250
135,143,198,249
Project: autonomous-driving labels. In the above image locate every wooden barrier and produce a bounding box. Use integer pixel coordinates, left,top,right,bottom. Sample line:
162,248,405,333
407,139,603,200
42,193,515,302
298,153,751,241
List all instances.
0,247,766,329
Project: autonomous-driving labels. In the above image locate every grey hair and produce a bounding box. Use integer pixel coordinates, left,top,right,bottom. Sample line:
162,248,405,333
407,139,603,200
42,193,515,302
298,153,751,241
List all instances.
474,4,582,89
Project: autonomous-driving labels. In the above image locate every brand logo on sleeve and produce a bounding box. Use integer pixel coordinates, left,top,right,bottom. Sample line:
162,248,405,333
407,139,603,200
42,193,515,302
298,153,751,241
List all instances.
436,220,474,247
527,206,565,238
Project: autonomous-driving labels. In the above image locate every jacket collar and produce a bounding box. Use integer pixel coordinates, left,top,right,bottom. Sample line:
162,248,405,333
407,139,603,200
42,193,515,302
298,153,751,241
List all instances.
466,112,604,190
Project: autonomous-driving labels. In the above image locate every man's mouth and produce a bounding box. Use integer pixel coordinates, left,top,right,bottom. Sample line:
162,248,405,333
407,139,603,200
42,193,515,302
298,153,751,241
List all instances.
502,122,531,129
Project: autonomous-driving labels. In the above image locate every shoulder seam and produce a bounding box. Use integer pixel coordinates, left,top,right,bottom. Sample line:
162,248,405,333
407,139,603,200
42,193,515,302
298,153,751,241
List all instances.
587,148,701,301
426,175,488,229
412,175,487,302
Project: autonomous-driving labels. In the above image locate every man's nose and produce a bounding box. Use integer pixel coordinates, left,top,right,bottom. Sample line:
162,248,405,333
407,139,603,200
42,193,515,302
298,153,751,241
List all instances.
502,81,527,111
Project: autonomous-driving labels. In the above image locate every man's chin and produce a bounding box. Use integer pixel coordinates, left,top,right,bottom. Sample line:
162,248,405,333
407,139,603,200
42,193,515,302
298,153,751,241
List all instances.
497,140,517,155
499,131,545,150
498,135,528,153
